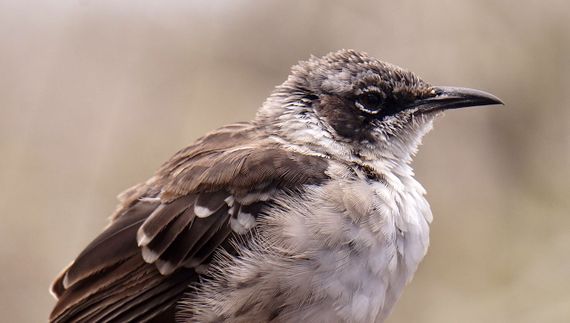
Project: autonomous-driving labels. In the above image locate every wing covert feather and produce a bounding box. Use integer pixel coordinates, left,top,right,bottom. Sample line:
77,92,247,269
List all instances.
50,122,329,322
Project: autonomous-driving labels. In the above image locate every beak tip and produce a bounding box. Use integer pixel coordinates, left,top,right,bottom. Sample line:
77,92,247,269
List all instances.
482,92,505,107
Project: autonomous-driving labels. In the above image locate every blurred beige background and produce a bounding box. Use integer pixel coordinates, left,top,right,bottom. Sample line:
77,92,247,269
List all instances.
1,0,569,322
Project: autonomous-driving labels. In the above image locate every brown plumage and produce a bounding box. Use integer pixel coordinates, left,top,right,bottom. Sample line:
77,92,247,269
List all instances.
50,122,329,322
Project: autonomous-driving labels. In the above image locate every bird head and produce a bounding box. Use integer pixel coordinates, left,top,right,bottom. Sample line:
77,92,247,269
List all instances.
257,49,502,161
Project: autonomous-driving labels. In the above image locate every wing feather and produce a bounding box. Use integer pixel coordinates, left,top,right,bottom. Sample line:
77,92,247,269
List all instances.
141,207,195,263
50,122,329,322
137,195,195,246
62,202,154,289
155,205,231,275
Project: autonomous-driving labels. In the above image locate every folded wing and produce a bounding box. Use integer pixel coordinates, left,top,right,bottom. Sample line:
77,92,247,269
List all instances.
50,123,329,322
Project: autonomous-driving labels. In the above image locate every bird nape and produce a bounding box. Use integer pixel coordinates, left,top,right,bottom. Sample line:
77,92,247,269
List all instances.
50,49,502,323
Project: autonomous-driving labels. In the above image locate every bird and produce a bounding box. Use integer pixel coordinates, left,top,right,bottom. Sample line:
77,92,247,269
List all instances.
49,49,502,323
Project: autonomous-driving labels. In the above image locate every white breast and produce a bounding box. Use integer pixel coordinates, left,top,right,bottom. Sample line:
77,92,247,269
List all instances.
256,160,432,323
304,171,431,322
185,162,432,323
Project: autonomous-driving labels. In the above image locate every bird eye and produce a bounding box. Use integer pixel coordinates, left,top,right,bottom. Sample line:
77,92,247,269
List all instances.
355,92,384,114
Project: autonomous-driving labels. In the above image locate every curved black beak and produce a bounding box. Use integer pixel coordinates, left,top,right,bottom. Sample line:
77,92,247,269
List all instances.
412,86,504,113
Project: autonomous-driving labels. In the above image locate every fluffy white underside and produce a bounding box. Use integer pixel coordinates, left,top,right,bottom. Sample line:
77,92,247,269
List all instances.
183,158,432,322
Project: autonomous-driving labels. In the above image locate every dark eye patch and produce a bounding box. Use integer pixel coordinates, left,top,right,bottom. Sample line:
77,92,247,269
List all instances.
355,92,385,114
